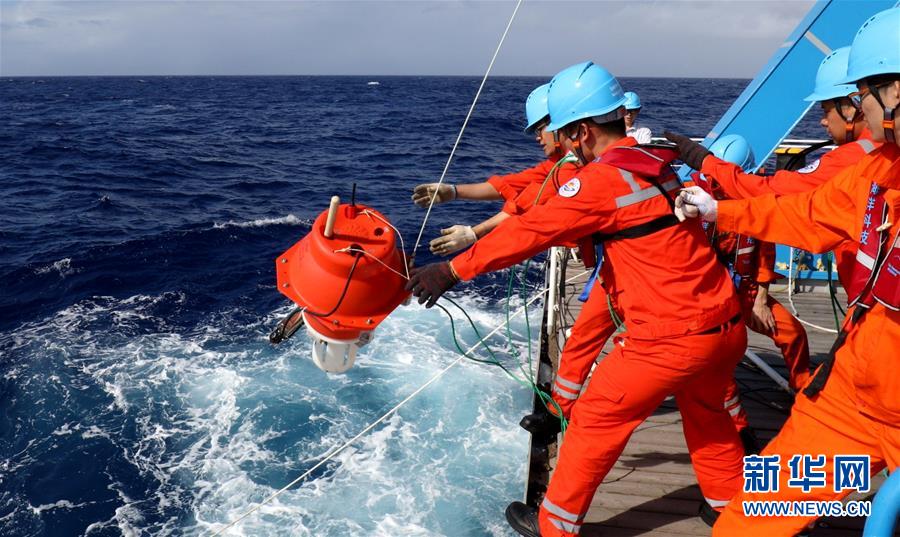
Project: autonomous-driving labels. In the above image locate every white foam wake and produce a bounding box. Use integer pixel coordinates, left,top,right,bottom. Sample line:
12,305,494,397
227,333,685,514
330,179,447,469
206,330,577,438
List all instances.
3,286,541,536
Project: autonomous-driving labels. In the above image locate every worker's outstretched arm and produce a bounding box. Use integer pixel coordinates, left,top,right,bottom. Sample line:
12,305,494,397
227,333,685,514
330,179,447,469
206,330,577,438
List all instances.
411,182,502,208
412,160,554,207
451,187,614,280
714,167,859,254
701,146,864,199
455,182,503,201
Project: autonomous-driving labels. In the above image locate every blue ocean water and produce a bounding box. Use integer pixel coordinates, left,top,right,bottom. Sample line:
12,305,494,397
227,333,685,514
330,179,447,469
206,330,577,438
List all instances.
0,76,826,536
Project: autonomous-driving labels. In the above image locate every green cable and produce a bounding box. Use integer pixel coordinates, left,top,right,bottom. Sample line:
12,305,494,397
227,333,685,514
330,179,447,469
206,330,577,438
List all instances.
521,260,535,382
437,152,579,437
517,260,567,432
606,293,625,333
435,302,521,380
504,265,536,388
505,255,567,429
515,152,579,430
824,251,843,330
531,153,578,207
437,298,567,429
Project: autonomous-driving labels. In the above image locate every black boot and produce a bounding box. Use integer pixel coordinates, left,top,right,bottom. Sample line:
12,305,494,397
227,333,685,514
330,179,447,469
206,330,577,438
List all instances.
505,501,541,537
519,409,562,437
739,426,761,455
698,501,720,527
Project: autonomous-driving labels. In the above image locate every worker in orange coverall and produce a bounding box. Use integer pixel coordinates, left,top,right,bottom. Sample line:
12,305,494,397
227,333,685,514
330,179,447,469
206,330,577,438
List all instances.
687,135,811,455
416,81,620,441
407,61,747,537
672,9,900,535
413,83,578,257
676,46,878,289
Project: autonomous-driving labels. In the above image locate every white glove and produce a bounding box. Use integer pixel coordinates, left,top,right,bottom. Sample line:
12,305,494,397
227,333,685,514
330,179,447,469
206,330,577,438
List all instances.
429,225,477,256
676,186,718,222
412,183,457,208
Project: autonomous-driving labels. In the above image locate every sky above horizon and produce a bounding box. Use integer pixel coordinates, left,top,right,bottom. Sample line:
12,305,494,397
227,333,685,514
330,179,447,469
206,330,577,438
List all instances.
1,0,817,78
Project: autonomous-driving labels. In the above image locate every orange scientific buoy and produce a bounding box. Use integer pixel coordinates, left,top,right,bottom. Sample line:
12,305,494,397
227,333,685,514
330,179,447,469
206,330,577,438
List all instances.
274,196,410,372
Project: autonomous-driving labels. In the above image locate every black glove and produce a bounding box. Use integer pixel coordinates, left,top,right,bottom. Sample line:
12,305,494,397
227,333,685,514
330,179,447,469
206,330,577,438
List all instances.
664,131,711,171
405,262,459,308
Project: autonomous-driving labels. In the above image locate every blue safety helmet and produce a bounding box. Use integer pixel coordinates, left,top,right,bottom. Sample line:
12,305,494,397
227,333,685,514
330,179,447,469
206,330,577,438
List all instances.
524,83,551,134
545,61,627,132
709,134,756,171
623,91,642,110
804,47,856,102
841,7,900,84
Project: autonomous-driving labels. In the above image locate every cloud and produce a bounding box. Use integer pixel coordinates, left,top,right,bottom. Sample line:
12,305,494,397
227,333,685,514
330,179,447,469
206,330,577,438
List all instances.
0,0,816,77
78,19,110,27
24,17,54,28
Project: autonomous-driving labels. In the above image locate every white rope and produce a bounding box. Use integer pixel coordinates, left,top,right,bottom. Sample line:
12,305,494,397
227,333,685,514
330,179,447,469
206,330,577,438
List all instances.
215,6,528,532
411,0,524,259
210,267,589,536
336,247,409,281
787,247,839,334
361,209,410,279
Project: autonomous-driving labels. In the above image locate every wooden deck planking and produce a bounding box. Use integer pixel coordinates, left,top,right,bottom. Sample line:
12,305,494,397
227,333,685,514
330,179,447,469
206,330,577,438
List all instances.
537,253,886,536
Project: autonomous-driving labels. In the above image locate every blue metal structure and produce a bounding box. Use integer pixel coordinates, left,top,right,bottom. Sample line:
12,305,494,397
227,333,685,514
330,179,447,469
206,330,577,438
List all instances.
864,469,900,537
774,244,836,280
678,0,898,181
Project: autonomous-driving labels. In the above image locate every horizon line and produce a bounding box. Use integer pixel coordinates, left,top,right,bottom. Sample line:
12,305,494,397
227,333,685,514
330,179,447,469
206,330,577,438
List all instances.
2,73,751,80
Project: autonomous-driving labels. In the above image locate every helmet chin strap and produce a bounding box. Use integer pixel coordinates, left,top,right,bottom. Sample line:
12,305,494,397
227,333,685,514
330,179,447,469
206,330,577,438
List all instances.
565,123,589,165
571,138,589,166
883,107,897,144
833,98,863,144
869,82,897,144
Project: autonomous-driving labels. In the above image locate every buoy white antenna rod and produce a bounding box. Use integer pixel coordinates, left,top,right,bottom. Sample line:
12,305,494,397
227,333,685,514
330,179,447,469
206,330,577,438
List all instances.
412,0,525,259
324,196,340,238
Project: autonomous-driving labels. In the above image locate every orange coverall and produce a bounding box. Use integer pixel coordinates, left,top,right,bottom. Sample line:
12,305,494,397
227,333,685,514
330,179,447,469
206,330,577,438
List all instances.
452,137,746,537
700,131,879,290
487,157,561,203
501,155,579,215
711,142,900,537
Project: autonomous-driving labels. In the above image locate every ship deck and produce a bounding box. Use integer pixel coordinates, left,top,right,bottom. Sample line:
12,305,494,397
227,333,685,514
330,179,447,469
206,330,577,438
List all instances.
527,253,889,537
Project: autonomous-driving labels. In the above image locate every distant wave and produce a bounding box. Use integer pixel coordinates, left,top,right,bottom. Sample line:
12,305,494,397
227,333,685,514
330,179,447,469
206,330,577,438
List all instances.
34,258,77,278
212,214,311,229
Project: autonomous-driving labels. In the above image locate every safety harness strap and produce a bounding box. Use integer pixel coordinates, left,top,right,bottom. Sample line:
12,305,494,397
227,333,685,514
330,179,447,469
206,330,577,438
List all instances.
592,214,680,243
804,219,899,397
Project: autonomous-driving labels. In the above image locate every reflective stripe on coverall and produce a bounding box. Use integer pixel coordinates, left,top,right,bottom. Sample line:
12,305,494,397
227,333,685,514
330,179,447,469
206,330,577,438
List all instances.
712,142,900,537
451,136,746,537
